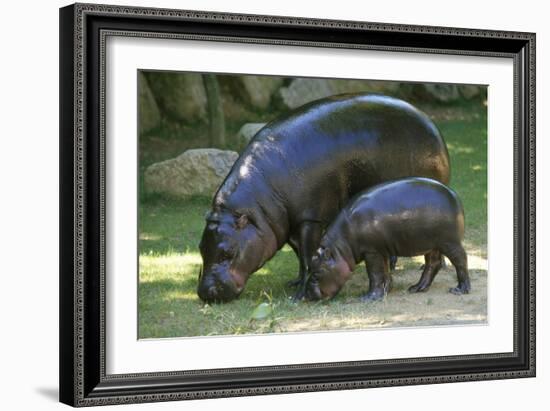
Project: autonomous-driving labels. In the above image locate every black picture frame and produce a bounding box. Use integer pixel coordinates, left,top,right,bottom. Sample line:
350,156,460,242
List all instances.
59,3,536,407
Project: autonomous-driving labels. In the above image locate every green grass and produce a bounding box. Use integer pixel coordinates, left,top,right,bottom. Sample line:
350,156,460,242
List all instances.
138,104,488,338
443,114,488,256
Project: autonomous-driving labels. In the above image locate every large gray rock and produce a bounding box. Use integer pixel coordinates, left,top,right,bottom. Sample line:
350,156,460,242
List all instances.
144,149,238,197
458,84,482,100
279,78,400,109
145,72,207,122
138,72,161,134
222,75,283,110
240,76,284,109
236,123,267,144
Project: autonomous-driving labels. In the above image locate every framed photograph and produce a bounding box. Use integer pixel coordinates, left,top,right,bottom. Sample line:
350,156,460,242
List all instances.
59,2,535,407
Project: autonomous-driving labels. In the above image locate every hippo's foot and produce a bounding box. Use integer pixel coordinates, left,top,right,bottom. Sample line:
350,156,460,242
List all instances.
408,283,430,293
286,277,302,288
360,290,385,302
361,276,392,301
290,288,307,303
449,282,471,295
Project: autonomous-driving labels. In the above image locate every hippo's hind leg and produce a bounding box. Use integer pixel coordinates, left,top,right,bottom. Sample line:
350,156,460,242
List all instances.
408,250,443,293
440,243,471,295
289,221,323,301
361,252,392,302
418,255,446,271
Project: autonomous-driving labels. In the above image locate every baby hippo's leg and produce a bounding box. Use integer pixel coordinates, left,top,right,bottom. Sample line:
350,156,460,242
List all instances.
441,243,471,295
418,254,445,271
361,253,392,302
408,250,443,293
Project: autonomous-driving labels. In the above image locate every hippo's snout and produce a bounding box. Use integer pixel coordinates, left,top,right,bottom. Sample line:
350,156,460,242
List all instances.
197,265,242,303
304,277,323,301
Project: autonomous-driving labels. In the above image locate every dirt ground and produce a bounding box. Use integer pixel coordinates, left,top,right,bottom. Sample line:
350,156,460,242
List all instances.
278,255,487,333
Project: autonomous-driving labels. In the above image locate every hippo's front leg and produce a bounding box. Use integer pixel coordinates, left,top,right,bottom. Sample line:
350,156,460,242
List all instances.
290,221,322,301
361,252,392,301
286,237,302,288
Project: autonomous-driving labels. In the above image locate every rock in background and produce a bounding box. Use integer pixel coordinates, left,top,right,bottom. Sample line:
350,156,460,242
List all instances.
279,78,401,109
279,78,485,109
144,149,238,198
138,72,161,134
222,75,285,110
458,84,482,100
139,72,486,200
236,123,267,144
399,83,483,104
422,84,461,103
139,71,486,140
145,72,207,122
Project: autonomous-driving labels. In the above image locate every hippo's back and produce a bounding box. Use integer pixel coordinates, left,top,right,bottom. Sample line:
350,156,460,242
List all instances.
350,177,463,216
217,94,450,229
346,177,465,254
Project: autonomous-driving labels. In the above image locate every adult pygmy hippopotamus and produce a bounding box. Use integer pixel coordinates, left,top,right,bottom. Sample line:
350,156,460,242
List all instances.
305,177,470,302
198,94,450,303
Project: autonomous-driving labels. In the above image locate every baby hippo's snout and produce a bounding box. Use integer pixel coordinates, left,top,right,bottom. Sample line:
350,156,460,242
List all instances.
304,248,353,301
304,276,323,301
305,177,470,302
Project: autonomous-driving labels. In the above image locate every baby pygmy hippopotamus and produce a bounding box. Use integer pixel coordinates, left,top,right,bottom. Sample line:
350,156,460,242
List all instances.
305,177,470,301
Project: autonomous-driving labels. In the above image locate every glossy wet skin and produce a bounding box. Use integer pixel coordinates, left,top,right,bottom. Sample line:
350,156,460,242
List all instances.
305,178,468,301
197,210,266,302
197,94,451,303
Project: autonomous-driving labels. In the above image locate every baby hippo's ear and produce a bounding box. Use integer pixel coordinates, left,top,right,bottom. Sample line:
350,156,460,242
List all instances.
236,214,248,229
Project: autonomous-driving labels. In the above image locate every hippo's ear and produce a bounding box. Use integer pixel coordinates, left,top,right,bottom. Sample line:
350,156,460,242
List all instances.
235,214,248,229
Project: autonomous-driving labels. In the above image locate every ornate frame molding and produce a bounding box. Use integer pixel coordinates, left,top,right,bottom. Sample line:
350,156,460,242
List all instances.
60,3,535,407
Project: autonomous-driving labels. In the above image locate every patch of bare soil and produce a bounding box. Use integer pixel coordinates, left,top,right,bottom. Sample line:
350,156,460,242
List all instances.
279,254,487,333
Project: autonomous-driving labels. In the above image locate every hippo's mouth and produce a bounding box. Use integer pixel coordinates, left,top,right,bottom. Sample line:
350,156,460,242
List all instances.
197,263,245,303
304,277,324,301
